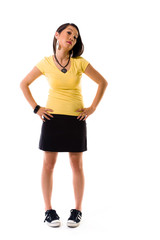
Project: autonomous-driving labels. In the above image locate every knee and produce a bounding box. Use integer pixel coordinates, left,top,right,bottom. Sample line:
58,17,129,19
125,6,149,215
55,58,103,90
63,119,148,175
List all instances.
69,154,83,172
43,160,54,171
43,157,57,171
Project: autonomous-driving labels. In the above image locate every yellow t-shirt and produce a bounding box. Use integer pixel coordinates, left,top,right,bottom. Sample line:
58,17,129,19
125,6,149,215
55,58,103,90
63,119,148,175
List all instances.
35,55,90,116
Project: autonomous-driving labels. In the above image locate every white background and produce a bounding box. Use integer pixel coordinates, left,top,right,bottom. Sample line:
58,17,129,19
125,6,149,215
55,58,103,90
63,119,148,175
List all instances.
0,0,160,239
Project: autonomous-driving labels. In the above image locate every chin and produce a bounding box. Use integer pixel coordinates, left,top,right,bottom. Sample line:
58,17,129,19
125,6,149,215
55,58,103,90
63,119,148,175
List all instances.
63,45,72,50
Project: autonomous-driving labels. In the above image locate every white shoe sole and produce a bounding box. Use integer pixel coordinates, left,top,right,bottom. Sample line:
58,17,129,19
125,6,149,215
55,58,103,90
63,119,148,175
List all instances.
67,220,80,228
46,220,61,227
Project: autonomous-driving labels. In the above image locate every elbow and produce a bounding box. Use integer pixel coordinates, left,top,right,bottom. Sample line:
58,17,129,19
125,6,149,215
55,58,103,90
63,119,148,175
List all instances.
104,79,108,86
104,79,108,89
20,81,28,90
100,79,108,87
20,81,25,90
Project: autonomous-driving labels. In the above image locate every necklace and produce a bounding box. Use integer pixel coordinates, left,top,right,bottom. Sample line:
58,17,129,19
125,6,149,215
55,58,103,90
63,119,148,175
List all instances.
54,54,71,73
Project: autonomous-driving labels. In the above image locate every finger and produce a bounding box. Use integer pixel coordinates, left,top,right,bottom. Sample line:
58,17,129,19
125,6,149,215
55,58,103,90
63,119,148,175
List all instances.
77,114,82,119
76,108,83,112
83,115,88,121
46,113,54,118
79,114,85,121
45,108,54,112
44,109,54,118
80,116,84,121
43,113,51,120
77,111,86,120
40,116,45,122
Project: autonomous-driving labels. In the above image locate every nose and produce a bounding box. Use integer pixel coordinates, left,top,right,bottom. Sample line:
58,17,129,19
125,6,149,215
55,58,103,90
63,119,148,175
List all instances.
69,35,74,41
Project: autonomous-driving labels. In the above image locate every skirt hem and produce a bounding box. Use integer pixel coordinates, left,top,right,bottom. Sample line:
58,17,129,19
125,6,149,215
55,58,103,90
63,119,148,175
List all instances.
39,147,87,152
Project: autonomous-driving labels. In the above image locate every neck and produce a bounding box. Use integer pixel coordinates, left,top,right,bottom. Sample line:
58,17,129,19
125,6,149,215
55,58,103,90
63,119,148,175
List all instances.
55,49,70,62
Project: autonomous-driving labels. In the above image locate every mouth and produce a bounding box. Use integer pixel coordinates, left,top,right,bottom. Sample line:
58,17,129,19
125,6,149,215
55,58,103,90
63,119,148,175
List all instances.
66,41,72,45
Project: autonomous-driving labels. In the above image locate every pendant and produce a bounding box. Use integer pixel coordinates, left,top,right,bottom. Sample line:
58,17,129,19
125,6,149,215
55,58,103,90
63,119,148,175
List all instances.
61,68,67,73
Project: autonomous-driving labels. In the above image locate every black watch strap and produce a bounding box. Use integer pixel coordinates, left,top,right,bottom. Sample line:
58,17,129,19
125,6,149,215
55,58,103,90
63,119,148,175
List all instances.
34,105,40,113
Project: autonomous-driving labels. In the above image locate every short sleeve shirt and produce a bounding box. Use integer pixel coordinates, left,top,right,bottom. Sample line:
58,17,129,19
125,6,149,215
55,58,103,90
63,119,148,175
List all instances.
35,55,90,116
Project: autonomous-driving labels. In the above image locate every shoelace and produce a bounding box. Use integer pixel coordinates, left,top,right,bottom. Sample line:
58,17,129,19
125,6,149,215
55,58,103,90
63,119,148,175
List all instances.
69,209,82,221
44,209,59,222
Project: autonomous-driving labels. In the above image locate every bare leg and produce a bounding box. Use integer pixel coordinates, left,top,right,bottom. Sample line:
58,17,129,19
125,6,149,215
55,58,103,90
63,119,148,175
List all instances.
69,152,85,211
41,151,58,211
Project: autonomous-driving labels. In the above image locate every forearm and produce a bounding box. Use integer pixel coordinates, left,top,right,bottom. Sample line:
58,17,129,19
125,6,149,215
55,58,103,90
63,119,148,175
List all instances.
91,82,108,110
20,83,37,110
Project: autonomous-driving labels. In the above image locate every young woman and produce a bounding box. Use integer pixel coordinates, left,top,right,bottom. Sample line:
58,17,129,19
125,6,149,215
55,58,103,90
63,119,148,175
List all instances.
20,23,108,228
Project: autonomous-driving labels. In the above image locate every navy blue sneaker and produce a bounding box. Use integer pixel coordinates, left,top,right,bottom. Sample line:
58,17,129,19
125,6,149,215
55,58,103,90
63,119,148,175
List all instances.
44,209,61,227
67,209,82,228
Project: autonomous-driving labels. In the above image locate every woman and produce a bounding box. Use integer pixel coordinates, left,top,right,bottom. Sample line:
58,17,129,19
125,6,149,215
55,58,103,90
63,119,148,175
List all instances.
20,23,108,228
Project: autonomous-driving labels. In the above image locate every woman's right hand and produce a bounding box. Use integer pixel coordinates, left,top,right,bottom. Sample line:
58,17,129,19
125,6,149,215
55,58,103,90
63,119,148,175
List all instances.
36,107,54,122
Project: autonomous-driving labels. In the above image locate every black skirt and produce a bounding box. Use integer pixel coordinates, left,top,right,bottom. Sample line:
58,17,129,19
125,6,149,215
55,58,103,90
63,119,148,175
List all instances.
39,114,87,152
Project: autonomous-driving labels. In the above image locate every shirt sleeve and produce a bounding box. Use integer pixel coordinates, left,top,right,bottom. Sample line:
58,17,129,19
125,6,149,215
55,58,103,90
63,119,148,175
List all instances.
81,57,90,73
35,57,46,75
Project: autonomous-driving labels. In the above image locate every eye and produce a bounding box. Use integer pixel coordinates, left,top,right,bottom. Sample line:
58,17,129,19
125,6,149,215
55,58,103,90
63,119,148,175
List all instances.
67,31,77,40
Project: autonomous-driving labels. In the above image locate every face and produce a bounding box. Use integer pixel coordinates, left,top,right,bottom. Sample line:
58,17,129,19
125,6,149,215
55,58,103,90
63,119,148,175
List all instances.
55,25,79,51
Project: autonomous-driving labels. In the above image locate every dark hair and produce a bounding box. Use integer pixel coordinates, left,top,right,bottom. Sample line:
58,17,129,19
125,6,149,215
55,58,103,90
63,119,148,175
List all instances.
53,23,84,58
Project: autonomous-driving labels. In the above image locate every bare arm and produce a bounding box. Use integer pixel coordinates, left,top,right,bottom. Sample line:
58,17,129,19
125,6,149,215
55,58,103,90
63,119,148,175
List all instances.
76,63,108,120
20,66,42,109
20,66,54,121
84,63,108,110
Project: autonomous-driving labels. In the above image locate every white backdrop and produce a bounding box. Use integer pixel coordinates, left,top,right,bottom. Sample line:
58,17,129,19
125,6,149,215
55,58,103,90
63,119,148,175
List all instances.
0,0,160,239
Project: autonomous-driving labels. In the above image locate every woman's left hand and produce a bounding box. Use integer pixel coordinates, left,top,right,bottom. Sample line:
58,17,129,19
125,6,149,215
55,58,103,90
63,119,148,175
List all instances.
76,106,96,121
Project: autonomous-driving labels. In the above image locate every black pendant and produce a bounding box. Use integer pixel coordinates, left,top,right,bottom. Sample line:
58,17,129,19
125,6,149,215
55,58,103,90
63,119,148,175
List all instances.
61,68,67,73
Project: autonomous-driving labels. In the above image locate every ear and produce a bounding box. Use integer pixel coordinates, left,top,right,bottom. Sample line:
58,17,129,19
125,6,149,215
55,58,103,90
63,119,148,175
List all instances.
55,32,59,40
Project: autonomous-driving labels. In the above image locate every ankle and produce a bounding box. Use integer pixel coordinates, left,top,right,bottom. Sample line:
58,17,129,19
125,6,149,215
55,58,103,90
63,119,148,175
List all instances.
75,207,82,212
45,206,52,212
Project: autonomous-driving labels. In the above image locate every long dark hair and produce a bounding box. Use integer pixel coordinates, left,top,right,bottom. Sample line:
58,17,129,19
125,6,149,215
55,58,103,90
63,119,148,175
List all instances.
53,23,84,58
